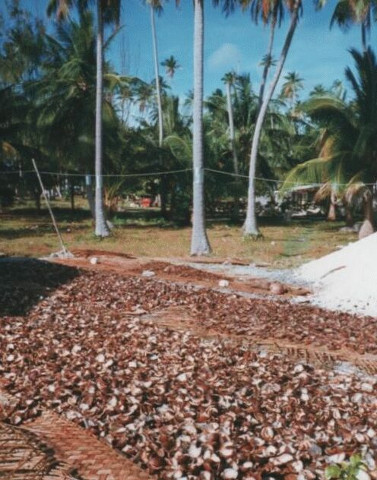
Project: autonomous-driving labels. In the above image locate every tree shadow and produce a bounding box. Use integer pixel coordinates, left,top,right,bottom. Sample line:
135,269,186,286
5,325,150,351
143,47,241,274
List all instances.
0,224,89,240
0,258,80,316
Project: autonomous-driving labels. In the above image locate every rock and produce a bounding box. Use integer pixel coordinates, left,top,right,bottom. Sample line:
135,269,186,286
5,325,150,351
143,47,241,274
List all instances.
308,443,322,457
219,279,230,288
327,453,345,464
361,382,373,393
269,282,287,295
356,471,371,480
90,257,99,265
142,270,155,277
96,353,105,363
358,220,374,240
270,454,294,466
49,249,74,259
223,468,238,479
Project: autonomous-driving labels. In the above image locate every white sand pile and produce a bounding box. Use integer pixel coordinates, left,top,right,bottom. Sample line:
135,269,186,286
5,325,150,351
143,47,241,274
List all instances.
295,232,377,317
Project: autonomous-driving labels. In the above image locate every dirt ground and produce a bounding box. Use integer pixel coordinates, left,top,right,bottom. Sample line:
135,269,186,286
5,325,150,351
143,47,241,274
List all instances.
57,248,310,299
1,253,377,480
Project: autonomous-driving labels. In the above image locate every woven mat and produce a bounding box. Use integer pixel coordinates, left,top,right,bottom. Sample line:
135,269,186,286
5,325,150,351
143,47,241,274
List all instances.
24,411,153,480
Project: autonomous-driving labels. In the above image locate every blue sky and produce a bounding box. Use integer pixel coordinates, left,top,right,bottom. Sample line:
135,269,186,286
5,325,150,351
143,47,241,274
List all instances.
112,0,377,101
5,1,377,101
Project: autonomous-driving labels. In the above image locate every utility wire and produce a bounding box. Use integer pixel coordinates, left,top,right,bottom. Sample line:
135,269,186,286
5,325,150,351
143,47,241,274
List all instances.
40,169,192,178
0,169,192,177
1,168,376,187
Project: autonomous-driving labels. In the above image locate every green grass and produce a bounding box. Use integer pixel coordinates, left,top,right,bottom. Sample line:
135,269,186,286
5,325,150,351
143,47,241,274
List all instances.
0,199,357,267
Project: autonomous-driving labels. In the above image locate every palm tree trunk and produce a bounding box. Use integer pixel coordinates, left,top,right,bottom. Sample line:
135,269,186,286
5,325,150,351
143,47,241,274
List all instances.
327,190,337,221
70,180,75,211
225,81,240,221
345,204,354,227
243,0,300,237
150,5,167,217
361,21,367,53
95,0,110,237
225,82,239,176
85,175,95,218
258,17,276,111
358,189,375,239
190,0,211,255
363,189,374,226
34,187,41,212
160,174,169,218
150,5,163,147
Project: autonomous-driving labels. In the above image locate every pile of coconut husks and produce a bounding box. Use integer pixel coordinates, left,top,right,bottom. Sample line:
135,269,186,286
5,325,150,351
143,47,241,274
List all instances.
1,259,377,479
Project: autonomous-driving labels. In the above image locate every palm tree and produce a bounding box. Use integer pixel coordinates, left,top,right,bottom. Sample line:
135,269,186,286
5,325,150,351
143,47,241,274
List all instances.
222,71,242,220
161,55,181,78
47,0,121,237
280,71,304,108
118,77,137,126
281,48,377,230
34,8,123,212
248,0,285,111
135,80,154,114
147,0,164,148
191,0,211,255
310,84,328,97
317,0,377,52
331,79,347,99
217,0,284,111
243,0,302,236
222,71,239,177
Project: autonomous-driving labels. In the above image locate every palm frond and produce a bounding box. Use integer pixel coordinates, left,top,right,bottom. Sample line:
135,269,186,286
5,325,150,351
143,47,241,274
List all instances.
344,180,370,208
280,155,337,194
164,134,191,165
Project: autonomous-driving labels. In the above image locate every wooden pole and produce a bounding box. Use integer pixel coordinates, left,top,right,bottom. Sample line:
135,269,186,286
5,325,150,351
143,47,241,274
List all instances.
32,159,71,257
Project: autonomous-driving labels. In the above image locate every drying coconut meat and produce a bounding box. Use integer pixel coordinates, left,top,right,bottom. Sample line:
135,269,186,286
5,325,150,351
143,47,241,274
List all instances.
296,232,377,317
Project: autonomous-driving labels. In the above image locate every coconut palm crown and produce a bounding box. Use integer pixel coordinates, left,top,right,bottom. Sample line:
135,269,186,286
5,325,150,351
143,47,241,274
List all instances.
47,0,121,237
317,0,377,51
281,47,377,225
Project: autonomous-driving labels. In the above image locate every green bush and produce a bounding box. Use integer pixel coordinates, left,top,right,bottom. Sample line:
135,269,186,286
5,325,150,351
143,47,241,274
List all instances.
325,454,368,480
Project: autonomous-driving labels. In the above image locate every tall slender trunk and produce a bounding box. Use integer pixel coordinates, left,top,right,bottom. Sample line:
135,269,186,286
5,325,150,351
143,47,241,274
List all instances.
95,0,110,237
70,180,75,211
361,21,367,53
150,5,164,147
243,0,300,236
225,81,240,222
150,5,167,217
363,189,374,226
225,82,239,176
85,175,95,218
358,189,375,239
258,17,276,112
34,187,41,211
190,0,211,255
327,190,337,221
160,175,168,218
345,204,354,227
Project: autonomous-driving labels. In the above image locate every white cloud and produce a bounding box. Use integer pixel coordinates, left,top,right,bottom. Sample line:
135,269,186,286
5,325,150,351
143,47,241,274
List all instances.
207,43,243,71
